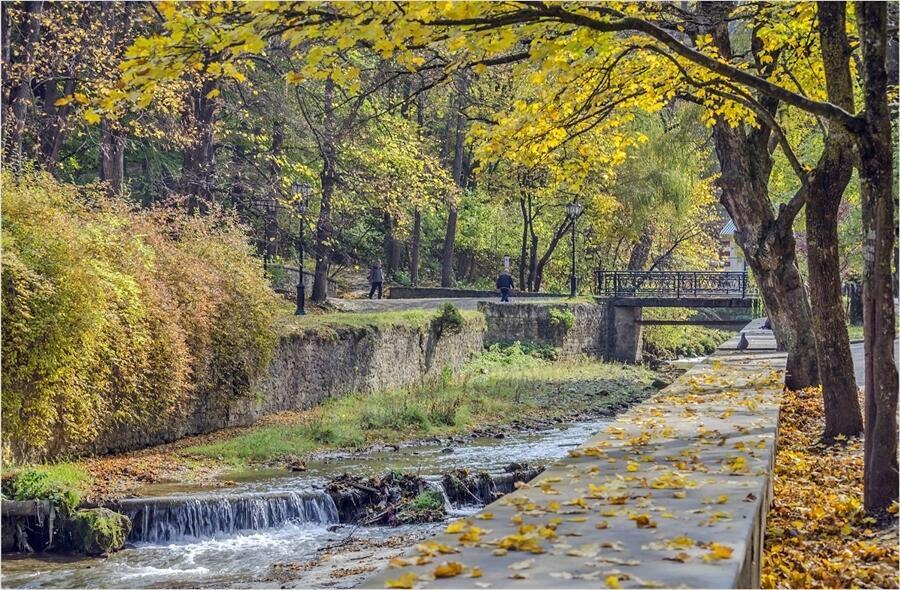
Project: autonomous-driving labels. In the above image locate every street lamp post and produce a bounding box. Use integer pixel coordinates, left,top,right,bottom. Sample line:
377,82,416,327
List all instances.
565,201,583,298
293,182,311,315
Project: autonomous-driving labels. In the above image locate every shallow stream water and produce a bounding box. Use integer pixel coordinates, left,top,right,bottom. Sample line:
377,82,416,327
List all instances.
2,420,608,589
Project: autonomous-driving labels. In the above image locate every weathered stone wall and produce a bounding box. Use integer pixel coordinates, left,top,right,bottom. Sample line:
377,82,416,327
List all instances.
87,319,485,456
229,321,485,422
479,301,606,358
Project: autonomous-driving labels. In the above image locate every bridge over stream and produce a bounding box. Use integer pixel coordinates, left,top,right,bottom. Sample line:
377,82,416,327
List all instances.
595,270,758,363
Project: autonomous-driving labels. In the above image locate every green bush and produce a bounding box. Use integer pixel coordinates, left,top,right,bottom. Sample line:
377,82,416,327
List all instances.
2,171,278,461
548,307,576,331
5,463,92,513
431,303,464,338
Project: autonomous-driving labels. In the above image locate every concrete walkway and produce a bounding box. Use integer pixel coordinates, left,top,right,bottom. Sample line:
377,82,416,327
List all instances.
850,339,900,388
330,297,563,313
364,329,784,589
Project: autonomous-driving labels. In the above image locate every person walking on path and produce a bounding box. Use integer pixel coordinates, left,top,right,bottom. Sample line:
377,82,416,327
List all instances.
368,260,384,299
496,269,515,302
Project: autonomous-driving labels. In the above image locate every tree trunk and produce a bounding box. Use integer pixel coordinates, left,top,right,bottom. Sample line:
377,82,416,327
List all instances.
440,71,468,288
440,205,458,287
627,230,653,271
39,77,76,169
805,1,863,438
4,1,43,170
703,3,818,389
519,196,528,290
181,78,218,212
856,0,898,513
99,120,125,196
533,217,573,293
312,79,338,303
410,208,421,286
383,212,402,278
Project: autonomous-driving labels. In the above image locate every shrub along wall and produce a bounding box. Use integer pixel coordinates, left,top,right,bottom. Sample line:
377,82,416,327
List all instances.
1,172,278,462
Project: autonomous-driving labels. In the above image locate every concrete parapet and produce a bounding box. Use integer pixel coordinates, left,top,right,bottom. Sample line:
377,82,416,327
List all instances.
364,323,784,589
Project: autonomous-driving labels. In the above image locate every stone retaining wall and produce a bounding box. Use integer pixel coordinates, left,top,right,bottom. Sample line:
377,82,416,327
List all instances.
479,301,606,358
86,319,486,456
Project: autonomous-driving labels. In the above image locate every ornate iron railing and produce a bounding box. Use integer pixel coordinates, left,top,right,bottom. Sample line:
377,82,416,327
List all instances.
594,270,756,298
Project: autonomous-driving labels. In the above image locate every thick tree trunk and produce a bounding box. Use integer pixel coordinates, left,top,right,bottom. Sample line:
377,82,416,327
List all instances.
3,1,42,170
704,3,818,389
856,0,898,513
410,208,421,287
803,2,864,438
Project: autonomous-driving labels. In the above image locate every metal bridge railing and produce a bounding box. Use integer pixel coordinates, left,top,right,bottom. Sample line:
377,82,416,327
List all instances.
594,270,756,299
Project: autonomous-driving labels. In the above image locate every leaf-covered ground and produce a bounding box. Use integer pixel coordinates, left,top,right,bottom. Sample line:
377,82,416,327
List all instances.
762,387,899,589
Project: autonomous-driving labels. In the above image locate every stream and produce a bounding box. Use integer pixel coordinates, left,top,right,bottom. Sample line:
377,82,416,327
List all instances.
2,420,610,589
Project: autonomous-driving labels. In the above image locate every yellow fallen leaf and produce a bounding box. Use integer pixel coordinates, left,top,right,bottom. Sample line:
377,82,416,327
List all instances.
389,557,410,568
477,513,495,520
606,574,622,589
446,520,468,534
434,562,464,578
385,572,417,589
468,567,483,578
702,543,734,562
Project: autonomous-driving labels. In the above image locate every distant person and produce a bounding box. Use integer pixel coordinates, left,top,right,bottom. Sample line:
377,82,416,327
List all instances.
496,269,515,302
368,260,384,299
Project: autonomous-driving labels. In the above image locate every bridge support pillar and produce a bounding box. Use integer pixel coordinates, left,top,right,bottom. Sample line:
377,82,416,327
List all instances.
606,304,643,363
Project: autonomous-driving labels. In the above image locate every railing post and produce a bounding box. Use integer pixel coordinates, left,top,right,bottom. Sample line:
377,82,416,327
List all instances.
741,271,747,298
676,271,681,298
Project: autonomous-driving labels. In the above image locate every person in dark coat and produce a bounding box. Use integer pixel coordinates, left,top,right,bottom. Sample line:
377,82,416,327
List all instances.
368,260,384,299
496,269,515,302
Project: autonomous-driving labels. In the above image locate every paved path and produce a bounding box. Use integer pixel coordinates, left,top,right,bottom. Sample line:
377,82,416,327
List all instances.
330,297,563,313
850,339,900,388
364,328,784,589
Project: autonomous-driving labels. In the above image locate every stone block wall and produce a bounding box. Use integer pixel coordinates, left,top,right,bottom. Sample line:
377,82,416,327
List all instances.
479,301,606,358
86,319,485,456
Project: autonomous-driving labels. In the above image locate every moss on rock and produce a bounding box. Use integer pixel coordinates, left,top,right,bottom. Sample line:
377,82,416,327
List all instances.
67,508,131,555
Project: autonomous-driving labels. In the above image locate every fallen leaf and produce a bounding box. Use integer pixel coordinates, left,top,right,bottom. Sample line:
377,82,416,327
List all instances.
508,558,535,570
385,572,417,589
434,562,464,578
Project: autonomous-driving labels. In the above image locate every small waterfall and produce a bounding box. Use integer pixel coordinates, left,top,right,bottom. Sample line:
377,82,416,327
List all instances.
427,480,455,513
112,490,339,543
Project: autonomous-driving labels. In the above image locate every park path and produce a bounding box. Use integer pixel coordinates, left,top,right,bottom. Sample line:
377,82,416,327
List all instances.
329,297,563,313
364,325,783,589
850,339,899,388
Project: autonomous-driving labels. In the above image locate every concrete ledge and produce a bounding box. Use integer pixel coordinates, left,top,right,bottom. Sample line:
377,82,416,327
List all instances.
364,326,783,589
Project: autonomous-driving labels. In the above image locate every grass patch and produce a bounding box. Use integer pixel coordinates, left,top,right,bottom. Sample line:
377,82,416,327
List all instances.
183,343,657,462
643,324,733,359
2,463,92,512
846,324,864,341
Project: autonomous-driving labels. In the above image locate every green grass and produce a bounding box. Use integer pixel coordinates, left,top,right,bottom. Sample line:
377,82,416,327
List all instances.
2,463,93,512
643,324,733,359
846,324,864,341
183,342,657,462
